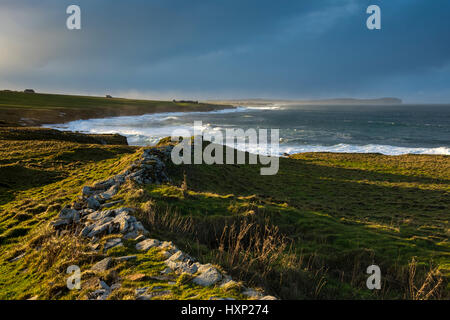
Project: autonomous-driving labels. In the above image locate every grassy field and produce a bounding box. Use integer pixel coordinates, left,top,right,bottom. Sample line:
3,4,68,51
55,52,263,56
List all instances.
0,129,448,299
0,91,232,127
146,143,449,299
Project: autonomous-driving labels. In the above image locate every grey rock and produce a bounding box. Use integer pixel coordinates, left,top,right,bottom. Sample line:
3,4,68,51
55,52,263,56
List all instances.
242,288,263,298
135,287,149,295
93,178,115,190
104,238,122,251
86,196,101,210
59,208,78,221
92,257,113,271
161,267,173,275
101,200,124,209
261,295,277,300
99,185,118,200
193,267,222,286
51,219,70,228
80,224,94,237
90,289,106,299
82,186,94,197
87,222,112,238
136,239,160,251
166,251,185,263
114,255,137,262
99,280,110,291
177,262,198,274
134,235,146,242
123,230,139,240
110,283,121,290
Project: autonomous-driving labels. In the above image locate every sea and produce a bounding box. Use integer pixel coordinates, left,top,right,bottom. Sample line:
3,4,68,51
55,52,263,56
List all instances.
45,104,450,156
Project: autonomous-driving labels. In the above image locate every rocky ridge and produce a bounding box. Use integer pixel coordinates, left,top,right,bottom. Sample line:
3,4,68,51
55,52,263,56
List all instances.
50,145,276,300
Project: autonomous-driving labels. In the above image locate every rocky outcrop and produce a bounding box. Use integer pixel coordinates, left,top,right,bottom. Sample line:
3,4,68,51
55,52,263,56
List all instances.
50,145,276,300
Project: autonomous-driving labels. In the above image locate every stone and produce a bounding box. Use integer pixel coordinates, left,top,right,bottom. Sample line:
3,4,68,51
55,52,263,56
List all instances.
123,230,139,240
135,287,149,296
114,255,137,262
80,224,94,237
110,283,121,290
166,250,185,262
86,196,101,210
99,185,118,200
159,241,175,249
99,280,110,291
166,260,198,274
161,267,173,275
59,208,78,221
136,239,160,251
193,267,222,286
82,186,94,197
242,288,263,298
51,219,70,228
104,238,122,251
93,178,115,190
145,290,172,299
101,200,124,209
92,257,113,272
72,211,81,223
160,251,172,259
134,235,146,242
87,222,112,238
261,295,277,300
73,201,83,210
150,275,173,281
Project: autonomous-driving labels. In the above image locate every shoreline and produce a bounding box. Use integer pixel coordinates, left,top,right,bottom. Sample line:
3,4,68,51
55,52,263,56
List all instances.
0,91,234,127
1,91,448,156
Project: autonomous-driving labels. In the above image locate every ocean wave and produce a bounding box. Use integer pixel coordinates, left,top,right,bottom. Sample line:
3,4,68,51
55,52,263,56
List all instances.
278,143,450,156
43,107,449,156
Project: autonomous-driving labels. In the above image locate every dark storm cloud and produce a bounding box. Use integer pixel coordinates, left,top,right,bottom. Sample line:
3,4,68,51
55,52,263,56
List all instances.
1,0,449,102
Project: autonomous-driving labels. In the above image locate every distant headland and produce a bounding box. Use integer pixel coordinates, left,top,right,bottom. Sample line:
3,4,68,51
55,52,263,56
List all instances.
205,97,403,106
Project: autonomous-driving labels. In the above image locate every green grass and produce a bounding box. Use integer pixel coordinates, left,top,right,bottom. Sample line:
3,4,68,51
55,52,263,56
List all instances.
0,131,448,299
146,149,449,299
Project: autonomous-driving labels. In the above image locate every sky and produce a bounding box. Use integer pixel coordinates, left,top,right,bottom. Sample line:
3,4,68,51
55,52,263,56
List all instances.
1,0,450,103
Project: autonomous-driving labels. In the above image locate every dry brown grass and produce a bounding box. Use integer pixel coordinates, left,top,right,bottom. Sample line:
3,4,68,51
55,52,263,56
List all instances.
406,257,445,300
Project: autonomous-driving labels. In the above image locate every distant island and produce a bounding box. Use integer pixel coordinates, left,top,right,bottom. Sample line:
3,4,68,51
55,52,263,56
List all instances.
205,97,403,106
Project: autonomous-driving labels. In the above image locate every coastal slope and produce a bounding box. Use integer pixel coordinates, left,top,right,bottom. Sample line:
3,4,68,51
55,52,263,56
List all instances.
0,91,233,127
0,131,448,300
